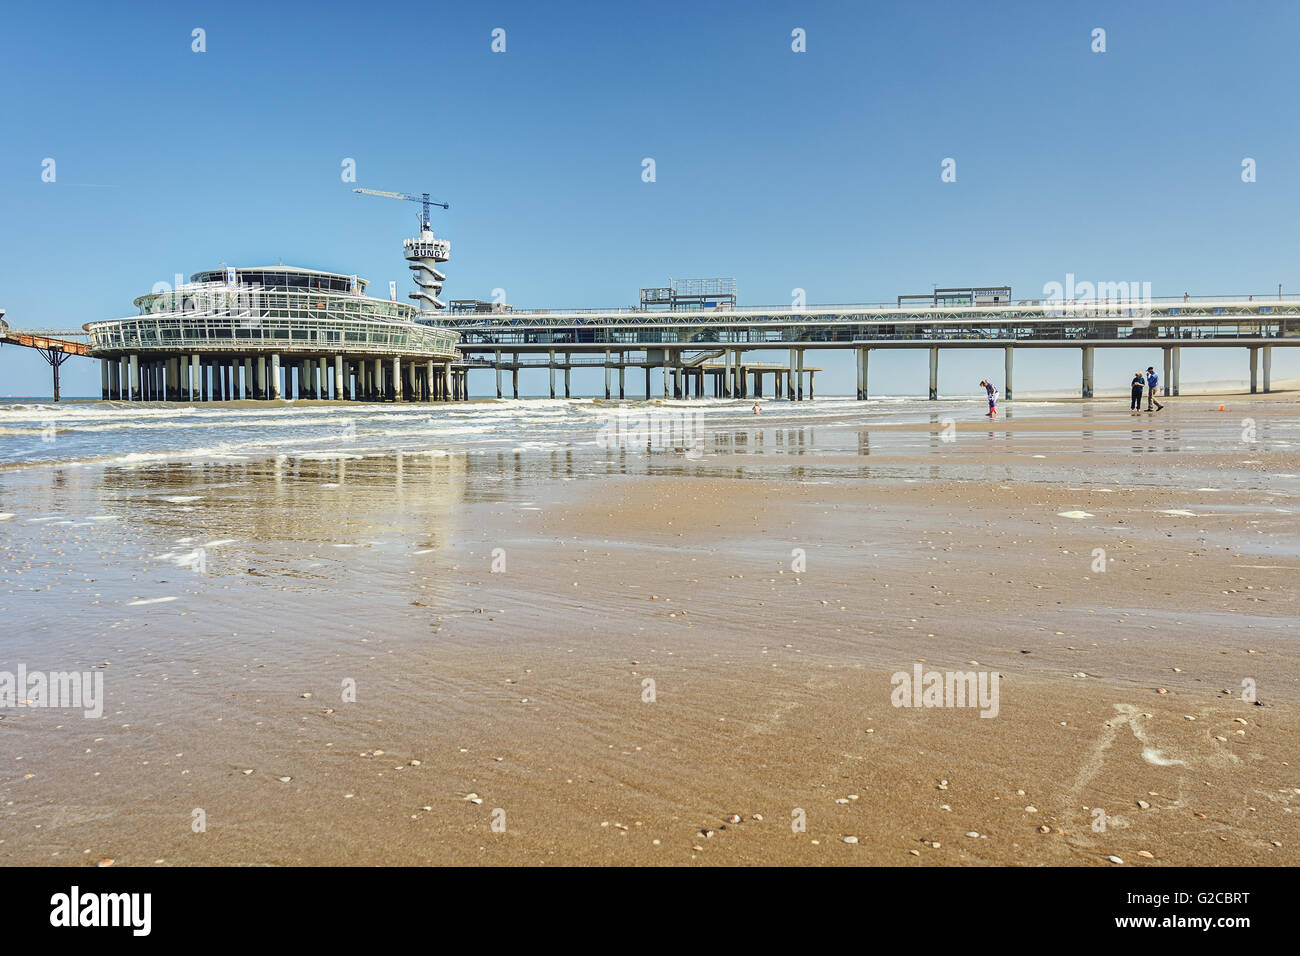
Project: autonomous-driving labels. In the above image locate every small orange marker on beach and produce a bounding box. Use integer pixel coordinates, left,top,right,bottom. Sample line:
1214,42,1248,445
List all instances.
1219,404,1227,411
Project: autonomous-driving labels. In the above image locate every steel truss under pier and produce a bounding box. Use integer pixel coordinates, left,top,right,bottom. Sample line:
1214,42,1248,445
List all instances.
466,349,823,400
0,317,90,401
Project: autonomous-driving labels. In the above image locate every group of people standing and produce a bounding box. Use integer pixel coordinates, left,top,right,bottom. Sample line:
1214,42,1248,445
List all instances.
974,365,1166,416
1131,366,1165,412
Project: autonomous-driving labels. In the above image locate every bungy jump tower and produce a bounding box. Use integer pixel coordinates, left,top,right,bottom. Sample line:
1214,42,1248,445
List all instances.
83,194,467,403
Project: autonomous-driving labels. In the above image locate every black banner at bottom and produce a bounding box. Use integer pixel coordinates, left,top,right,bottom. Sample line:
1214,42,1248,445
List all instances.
1,865,1280,941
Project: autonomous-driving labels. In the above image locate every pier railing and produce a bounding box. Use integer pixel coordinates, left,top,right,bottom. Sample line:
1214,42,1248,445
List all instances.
441,298,1300,348
85,313,461,359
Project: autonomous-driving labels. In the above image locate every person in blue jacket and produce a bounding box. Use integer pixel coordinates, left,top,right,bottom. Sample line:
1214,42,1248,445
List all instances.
1130,372,1145,412
1145,366,1164,411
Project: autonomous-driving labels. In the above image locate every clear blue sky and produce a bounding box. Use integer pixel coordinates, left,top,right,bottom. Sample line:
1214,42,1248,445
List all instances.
2,0,1297,397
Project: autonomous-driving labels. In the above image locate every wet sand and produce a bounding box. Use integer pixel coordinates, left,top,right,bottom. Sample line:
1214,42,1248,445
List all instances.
1,393,1298,865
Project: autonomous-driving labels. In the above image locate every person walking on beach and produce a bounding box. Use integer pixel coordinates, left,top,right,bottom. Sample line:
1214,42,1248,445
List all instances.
979,380,999,419
1130,372,1145,412
1145,366,1164,411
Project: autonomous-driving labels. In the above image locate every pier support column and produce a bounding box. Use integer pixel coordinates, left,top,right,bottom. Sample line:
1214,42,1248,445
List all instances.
425,360,434,402
549,350,556,399
1162,347,1172,397
1171,346,1181,396
270,353,281,400
855,347,868,401
393,356,402,401
1249,346,1259,393
604,351,611,400
797,349,805,401
108,359,120,400
335,355,344,401
1081,346,1095,399
443,361,452,402
100,359,109,400
723,350,732,398
1004,346,1014,401
1263,345,1272,393
618,364,625,400
495,350,503,399
645,367,651,399
129,354,140,401
564,355,571,399
928,346,939,401
809,371,815,400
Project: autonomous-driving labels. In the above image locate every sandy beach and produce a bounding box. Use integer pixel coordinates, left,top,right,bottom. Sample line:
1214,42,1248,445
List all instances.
1,392,1297,865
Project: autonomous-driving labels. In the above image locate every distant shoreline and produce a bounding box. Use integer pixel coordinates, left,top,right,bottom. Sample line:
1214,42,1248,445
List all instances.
2,386,1295,405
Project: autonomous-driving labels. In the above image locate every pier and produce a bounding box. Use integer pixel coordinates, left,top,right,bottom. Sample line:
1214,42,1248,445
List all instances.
443,295,1299,399
0,313,90,401
4,293,1296,402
